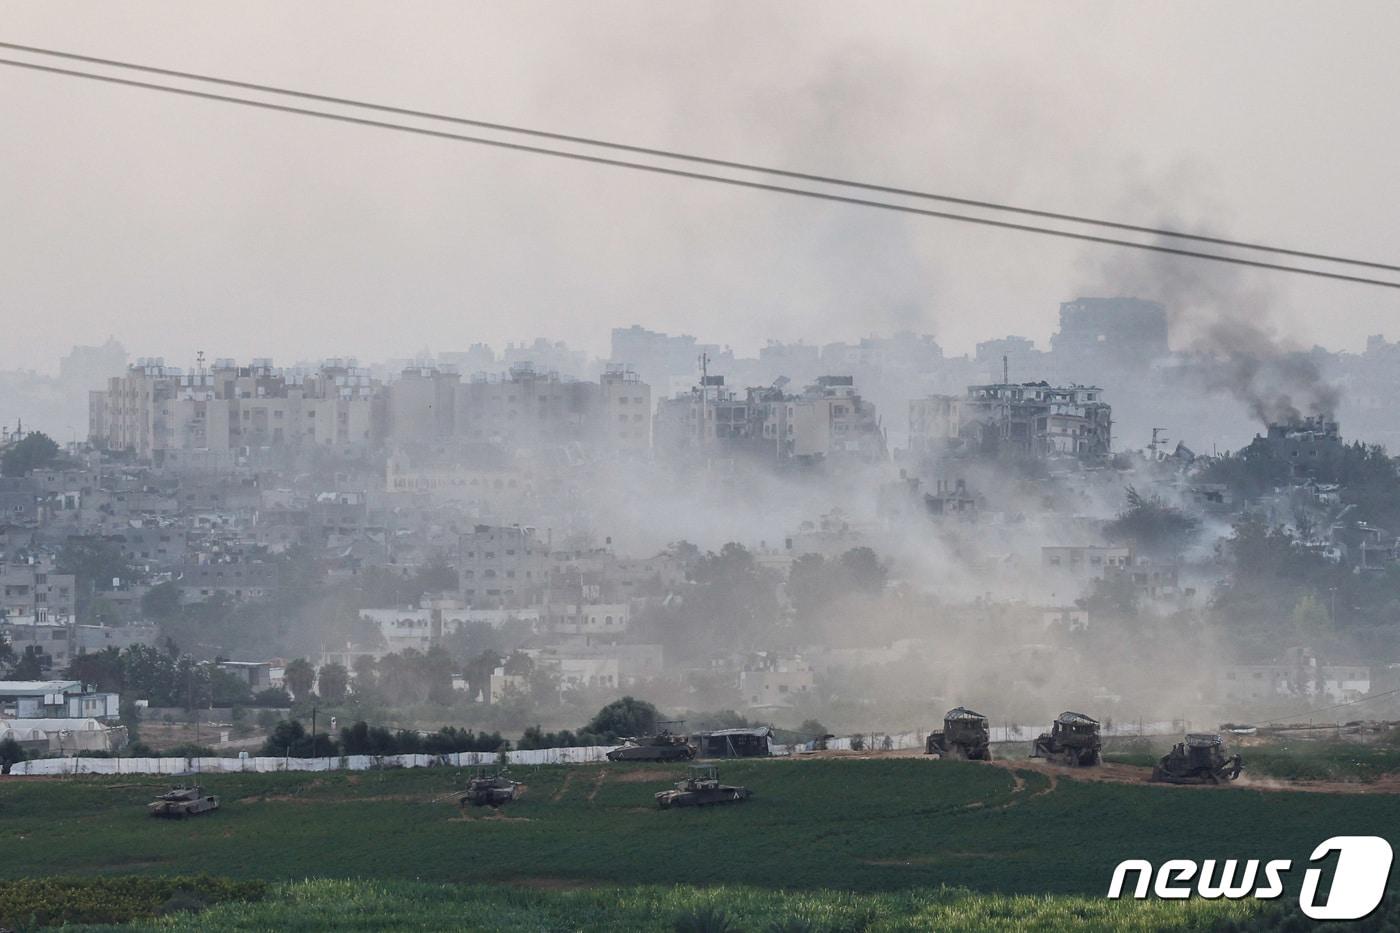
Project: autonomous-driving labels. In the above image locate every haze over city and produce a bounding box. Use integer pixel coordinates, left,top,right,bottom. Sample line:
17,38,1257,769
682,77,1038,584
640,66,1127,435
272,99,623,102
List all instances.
2,7,1400,930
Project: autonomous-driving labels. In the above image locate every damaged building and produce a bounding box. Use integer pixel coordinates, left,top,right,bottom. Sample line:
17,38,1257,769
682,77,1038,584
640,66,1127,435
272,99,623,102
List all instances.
654,374,886,465
911,381,1111,461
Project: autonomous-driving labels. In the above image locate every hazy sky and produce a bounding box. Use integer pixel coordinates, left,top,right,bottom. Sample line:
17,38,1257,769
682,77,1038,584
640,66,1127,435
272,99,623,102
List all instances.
2,2,1398,374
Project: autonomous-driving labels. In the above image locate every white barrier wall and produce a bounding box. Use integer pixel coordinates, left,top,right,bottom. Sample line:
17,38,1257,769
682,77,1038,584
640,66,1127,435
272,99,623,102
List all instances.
6,747,621,776
5,722,1188,776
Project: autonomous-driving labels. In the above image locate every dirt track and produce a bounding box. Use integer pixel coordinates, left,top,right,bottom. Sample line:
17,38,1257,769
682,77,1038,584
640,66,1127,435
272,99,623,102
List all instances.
995,756,1400,795
775,746,1400,795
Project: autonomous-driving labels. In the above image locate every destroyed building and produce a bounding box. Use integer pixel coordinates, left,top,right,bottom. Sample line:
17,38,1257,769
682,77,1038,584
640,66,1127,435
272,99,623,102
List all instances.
912,381,1111,461
1261,416,1343,477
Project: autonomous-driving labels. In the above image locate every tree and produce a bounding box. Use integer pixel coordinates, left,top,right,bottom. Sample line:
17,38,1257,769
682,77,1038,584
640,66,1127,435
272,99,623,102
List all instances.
260,718,337,757
1104,487,1201,559
786,553,832,623
351,654,378,689
502,650,534,676
339,719,399,756
583,696,660,741
12,646,45,680
463,650,503,702
57,536,140,620
839,547,888,595
0,737,25,774
252,687,292,707
1290,593,1334,644
317,663,350,704
284,657,316,702
518,724,581,750
66,647,124,692
1,431,60,477
208,668,254,707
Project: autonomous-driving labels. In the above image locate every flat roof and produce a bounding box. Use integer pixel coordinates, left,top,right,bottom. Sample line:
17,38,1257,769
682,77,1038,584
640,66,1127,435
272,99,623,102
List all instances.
0,680,82,695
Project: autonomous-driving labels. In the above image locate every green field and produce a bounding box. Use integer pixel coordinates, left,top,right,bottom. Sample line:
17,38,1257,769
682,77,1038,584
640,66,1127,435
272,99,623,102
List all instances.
2,759,1396,929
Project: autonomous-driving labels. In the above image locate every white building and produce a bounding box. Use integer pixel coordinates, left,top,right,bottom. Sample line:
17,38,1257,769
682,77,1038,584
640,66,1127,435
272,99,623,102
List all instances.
0,680,120,719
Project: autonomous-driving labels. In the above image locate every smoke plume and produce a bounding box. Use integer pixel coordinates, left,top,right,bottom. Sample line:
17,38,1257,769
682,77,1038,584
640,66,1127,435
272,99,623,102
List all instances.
1086,209,1341,426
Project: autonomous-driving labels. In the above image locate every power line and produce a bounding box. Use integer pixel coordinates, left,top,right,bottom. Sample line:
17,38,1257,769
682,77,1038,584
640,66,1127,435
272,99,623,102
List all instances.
3,53,1400,291
4,39,1398,275
1257,685,1400,726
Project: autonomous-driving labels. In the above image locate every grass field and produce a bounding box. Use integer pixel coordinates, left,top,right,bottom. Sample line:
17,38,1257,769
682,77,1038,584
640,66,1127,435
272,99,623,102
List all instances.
3,757,1397,900
76,878,1280,932
1103,737,1400,782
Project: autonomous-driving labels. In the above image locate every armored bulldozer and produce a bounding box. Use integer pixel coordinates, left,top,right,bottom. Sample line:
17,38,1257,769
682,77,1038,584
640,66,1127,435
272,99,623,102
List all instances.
1031,711,1102,766
655,764,752,808
606,723,695,762
459,769,523,808
148,785,219,819
925,707,992,760
1150,733,1244,785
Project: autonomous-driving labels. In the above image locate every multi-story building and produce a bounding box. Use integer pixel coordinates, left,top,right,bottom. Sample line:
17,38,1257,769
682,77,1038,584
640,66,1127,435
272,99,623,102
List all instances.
91,358,384,459
178,558,279,603
458,524,548,608
387,363,652,453
598,365,652,452
610,324,731,393
0,477,39,526
1041,545,1133,578
454,364,600,449
385,446,534,512
386,366,459,444
0,560,75,622
1051,297,1169,366
654,375,884,464
908,395,962,455
0,619,74,670
957,381,1111,460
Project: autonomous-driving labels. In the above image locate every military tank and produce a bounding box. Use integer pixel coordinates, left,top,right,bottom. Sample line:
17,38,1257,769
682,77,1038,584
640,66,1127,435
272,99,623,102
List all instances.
459,769,523,808
148,785,219,819
655,764,751,808
1031,711,1102,766
606,723,695,762
1150,733,1244,785
925,707,992,760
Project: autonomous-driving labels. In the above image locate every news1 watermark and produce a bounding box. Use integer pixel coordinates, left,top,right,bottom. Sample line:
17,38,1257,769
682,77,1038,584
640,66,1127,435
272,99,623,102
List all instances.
1108,836,1394,921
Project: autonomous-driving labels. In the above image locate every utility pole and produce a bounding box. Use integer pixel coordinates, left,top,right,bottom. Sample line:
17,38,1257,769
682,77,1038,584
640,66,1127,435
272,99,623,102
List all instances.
311,706,318,766
697,352,710,452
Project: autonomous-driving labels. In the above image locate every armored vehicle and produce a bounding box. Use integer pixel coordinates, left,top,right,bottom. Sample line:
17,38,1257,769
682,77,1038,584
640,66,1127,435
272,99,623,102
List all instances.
459,769,523,808
1031,711,1102,766
925,707,992,760
1150,733,1244,785
148,785,219,819
606,723,695,762
655,764,752,808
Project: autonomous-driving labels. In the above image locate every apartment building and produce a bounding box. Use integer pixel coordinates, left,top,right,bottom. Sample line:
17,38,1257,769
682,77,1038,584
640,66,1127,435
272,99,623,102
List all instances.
91,358,384,458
